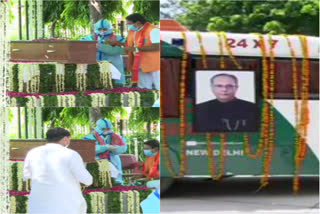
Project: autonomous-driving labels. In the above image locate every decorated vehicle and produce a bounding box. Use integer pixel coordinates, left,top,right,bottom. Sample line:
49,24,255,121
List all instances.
160,29,319,193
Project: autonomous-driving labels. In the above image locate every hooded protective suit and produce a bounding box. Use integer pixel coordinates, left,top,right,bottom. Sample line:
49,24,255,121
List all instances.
83,118,127,184
81,19,126,85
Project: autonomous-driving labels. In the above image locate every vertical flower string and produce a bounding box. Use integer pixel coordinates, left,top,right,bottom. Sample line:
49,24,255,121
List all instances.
179,31,188,176
76,64,87,91
0,108,9,214
217,32,225,68
36,0,43,38
0,1,9,107
292,35,310,194
0,2,10,212
257,34,275,188
55,64,65,93
221,32,242,69
28,0,36,40
99,62,113,90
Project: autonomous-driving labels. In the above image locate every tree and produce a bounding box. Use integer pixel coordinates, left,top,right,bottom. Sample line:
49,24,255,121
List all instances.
176,0,319,36
129,108,159,139
43,0,125,37
133,0,160,24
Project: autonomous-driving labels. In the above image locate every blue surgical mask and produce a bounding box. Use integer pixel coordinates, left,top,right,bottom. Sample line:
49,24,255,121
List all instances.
103,130,113,135
144,149,157,157
128,24,140,31
98,30,112,37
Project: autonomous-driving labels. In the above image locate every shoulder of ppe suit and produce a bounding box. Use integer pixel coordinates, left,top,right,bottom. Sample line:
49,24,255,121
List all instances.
80,34,94,41
83,133,95,140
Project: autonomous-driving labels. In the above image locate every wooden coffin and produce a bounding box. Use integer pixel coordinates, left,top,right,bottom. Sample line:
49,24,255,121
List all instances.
10,139,96,163
10,41,97,64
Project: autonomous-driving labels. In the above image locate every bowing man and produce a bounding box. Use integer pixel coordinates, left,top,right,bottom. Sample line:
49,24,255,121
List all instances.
23,128,93,214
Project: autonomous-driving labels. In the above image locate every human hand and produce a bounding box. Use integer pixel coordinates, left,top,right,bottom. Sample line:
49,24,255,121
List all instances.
124,46,135,52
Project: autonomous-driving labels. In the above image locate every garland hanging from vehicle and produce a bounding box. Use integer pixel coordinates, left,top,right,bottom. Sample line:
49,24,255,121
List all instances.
178,31,188,176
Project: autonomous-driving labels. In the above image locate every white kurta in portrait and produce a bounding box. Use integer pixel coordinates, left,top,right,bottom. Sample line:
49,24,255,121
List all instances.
23,143,93,214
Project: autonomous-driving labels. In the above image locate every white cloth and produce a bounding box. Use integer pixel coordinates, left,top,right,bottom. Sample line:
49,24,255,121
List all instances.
23,143,93,214
109,62,122,80
138,70,160,90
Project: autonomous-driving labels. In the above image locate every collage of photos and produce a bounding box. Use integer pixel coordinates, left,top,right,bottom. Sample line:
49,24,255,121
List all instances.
0,0,319,214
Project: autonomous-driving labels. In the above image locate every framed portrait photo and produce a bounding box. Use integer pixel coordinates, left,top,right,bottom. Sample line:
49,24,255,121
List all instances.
193,70,260,133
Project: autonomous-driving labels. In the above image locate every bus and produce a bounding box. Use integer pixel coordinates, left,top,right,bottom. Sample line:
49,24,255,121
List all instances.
160,30,319,193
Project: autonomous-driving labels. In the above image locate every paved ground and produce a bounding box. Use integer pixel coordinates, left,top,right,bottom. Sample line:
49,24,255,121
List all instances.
161,176,319,214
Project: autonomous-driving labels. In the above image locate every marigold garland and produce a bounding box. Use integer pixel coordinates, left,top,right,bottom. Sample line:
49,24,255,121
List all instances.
178,31,188,176
221,32,242,69
292,35,310,194
196,31,208,68
206,134,227,180
217,32,225,68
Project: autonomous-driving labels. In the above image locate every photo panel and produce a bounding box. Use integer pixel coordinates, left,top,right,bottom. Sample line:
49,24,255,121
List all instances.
194,70,260,132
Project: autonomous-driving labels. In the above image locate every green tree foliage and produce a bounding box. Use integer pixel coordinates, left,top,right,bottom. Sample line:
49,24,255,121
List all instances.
128,108,159,138
43,0,125,37
177,0,319,36
133,0,160,24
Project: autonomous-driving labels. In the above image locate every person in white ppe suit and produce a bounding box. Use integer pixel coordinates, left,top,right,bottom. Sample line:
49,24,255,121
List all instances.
23,128,93,214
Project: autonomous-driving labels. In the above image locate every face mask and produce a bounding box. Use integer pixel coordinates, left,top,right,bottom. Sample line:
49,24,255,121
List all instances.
128,24,140,31
98,30,112,36
103,130,113,135
144,149,157,157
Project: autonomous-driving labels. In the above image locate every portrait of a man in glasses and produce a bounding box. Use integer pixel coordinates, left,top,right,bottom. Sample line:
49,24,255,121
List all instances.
194,73,259,132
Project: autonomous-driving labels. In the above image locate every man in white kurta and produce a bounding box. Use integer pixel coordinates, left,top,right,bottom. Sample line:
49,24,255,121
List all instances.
23,128,93,214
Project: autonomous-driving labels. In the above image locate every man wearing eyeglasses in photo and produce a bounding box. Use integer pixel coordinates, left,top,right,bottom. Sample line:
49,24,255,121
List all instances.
195,73,259,132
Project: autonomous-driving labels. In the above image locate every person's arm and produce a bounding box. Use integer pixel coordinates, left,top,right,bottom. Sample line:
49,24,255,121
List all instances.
97,43,126,55
69,152,93,186
23,152,32,181
96,144,110,154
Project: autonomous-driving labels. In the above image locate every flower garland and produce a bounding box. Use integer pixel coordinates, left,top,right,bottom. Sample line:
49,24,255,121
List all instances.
120,191,124,213
99,61,113,90
196,31,208,68
206,134,227,180
243,35,267,160
9,89,158,107
256,34,274,188
0,109,10,213
90,93,106,107
35,107,42,139
89,192,105,214
292,35,310,194
217,32,225,68
221,32,243,69
179,31,188,176
36,0,43,38
0,2,10,108
76,64,87,91
28,108,35,139
18,64,40,93
134,190,140,213
28,0,36,40
10,97,17,107
55,64,65,93
97,160,112,189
